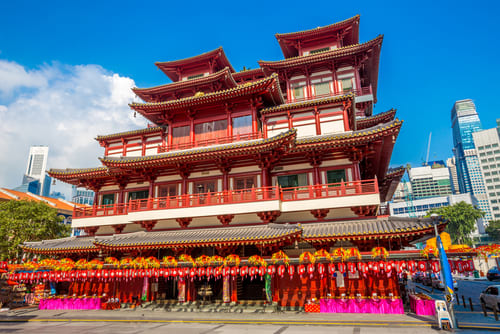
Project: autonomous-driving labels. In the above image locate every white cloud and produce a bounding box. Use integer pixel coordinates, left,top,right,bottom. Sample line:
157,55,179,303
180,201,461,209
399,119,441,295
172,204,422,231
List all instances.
0,60,147,198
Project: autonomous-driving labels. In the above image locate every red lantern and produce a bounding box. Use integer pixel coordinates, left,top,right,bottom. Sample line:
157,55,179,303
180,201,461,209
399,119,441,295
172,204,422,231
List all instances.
49,272,55,281
116,270,122,278
317,263,325,277
239,266,248,277
468,259,475,272
408,261,417,273
146,269,152,278
258,266,266,277
110,270,116,279
328,263,336,275
249,266,257,278
307,263,315,276
189,268,196,279
223,267,230,277
348,262,356,274
360,263,368,275
104,270,110,279
267,265,276,277
36,272,41,280
457,261,464,273
277,265,286,278
417,261,427,272
173,268,180,278
288,264,295,278
198,267,206,278
431,261,440,273
371,262,379,273
214,266,222,277
448,260,455,272
70,271,76,279
230,267,238,277
42,272,48,279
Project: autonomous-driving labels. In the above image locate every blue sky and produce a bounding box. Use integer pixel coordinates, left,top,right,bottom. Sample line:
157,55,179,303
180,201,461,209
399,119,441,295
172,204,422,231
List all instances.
0,0,498,195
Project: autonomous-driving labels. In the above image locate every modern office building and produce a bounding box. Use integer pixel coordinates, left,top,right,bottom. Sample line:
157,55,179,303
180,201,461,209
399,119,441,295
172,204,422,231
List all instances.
18,146,51,197
451,99,492,221
408,162,452,199
473,128,500,221
71,185,94,205
389,193,485,235
447,157,460,194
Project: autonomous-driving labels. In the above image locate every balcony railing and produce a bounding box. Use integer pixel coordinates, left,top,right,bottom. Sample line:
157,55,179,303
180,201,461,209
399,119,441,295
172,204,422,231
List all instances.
287,85,372,104
73,179,378,219
158,132,263,153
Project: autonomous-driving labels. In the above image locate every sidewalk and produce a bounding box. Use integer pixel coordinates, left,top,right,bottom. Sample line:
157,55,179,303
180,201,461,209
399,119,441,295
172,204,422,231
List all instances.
0,305,499,331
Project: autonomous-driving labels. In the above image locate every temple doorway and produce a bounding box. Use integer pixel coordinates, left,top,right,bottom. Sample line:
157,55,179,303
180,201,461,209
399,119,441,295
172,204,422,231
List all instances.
237,276,266,301
194,278,222,303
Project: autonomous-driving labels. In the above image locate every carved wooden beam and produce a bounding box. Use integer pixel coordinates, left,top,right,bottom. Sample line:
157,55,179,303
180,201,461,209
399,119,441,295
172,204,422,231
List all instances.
217,215,234,226
310,209,329,220
256,211,281,224
136,220,157,232
176,217,192,229
83,226,99,237
351,205,377,217
112,224,126,234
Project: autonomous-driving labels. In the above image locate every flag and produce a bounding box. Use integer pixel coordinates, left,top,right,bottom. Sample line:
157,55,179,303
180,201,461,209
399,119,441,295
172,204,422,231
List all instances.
437,234,454,297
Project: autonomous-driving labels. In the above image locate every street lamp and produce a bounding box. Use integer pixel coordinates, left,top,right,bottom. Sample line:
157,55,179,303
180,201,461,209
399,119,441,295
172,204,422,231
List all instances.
430,213,457,329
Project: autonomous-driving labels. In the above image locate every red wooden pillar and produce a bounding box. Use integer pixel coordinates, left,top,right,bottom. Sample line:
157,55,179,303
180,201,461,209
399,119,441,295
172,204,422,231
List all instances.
287,111,293,130
222,171,229,191
122,138,127,156
167,121,173,150
231,278,238,303
141,135,146,156
251,103,258,134
314,106,321,135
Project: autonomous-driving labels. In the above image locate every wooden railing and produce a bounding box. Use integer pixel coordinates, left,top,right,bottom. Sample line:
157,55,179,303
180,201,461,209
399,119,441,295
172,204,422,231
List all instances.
157,132,262,153
287,85,372,103
73,179,378,218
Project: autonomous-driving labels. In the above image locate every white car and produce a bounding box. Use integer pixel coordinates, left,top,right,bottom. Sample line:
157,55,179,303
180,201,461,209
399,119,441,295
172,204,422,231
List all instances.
431,275,458,290
480,285,500,310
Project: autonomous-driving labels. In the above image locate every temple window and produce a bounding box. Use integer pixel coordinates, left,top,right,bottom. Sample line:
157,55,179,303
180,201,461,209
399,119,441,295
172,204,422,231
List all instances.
290,82,307,100
195,180,217,193
194,119,227,143
234,176,256,190
340,78,353,92
128,190,149,200
309,47,330,55
232,115,252,135
101,193,115,205
187,73,204,80
311,77,332,96
326,169,346,184
277,173,308,188
172,125,190,148
158,184,177,197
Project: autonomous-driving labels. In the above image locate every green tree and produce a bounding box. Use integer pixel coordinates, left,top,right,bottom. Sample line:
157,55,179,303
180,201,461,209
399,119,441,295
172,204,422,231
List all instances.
486,220,500,242
427,201,484,245
0,200,71,260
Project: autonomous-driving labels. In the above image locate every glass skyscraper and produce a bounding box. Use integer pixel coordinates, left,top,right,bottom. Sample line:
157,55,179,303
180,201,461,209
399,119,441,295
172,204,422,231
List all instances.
451,99,492,221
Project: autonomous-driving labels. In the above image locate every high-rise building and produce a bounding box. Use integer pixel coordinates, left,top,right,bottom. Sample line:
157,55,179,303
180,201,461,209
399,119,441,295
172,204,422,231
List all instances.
473,128,500,221
408,162,452,199
447,157,460,194
20,146,51,196
451,99,492,221
71,185,94,205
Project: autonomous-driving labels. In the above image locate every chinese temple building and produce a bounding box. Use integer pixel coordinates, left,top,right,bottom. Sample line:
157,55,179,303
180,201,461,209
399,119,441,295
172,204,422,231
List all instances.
20,15,448,310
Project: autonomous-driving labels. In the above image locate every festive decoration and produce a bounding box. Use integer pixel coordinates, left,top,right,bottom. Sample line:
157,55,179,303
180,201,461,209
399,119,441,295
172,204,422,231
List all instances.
420,247,438,258
331,248,346,261
88,259,103,269
162,256,178,267
210,255,224,265
195,255,211,267
178,254,195,266
313,249,331,262
223,254,241,267
299,251,315,264
345,248,361,260
371,247,389,259
145,256,160,268
248,255,266,267
120,257,134,268
104,257,120,267
271,250,290,265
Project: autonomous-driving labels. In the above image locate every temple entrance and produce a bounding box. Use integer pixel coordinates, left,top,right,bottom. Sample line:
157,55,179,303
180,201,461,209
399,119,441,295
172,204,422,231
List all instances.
237,276,266,301
157,278,177,301
194,278,222,303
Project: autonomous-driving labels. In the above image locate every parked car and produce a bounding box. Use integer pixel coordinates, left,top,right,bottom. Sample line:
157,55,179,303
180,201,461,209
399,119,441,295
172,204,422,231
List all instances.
431,275,458,290
422,272,434,286
480,285,500,310
412,272,424,283
487,267,500,281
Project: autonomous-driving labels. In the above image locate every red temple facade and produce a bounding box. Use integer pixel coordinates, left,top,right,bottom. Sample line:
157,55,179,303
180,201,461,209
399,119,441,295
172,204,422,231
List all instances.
22,16,445,309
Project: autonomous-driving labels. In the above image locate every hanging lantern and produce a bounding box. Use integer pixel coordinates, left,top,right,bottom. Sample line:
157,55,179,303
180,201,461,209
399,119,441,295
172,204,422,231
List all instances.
258,266,266,277
239,266,248,277
288,264,295,278
223,266,230,277
307,263,315,278
408,260,417,273
230,267,238,277
110,270,116,279
189,268,196,279
206,267,214,278
214,266,222,278
81,270,88,279
379,261,386,272
417,261,427,272
116,270,123,278
360,263,368,275
328,263,336,276
457,261,464,273
104,270,110,279
277,264,286,278
431,261,440,273
337,262,346,274
468,259,475,272
371,262,379,274
317,263,325,278
266,265,276,277
448,260,455,272
35,272,41,280
348,262,357,275
249,266,257,279
173,268,180,278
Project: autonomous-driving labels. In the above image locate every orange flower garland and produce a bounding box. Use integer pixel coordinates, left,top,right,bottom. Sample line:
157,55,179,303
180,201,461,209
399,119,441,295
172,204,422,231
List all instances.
331,248,346,261
224,254,241,267
195,255,211,267
104,257,120,267
210,255,224,265
299,251,315,264
89,259,103,269
178,254,195,266
248,255,266,267
145,256,160,269
120,258,134,268
271,250,290,265
313,249,331,262
162,256,178,267
371,247,389,259
345,248,361,260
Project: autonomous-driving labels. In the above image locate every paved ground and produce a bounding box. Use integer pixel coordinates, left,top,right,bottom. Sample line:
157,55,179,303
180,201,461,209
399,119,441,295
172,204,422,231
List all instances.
1,278,500,333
